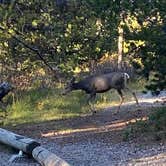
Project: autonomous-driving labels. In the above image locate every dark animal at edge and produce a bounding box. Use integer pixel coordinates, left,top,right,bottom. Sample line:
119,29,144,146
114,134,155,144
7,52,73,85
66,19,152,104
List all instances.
0,82,13,101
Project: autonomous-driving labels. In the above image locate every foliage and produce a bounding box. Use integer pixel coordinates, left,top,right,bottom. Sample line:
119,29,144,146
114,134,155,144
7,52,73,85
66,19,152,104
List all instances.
0,1,115,76
123,1,166,93
123,107,166,141
0,0,165,92
149,107,166,133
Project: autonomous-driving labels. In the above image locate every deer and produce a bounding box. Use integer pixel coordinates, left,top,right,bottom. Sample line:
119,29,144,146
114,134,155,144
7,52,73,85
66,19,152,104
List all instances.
62,72,139,114
0,82,14,117
0,82,13,101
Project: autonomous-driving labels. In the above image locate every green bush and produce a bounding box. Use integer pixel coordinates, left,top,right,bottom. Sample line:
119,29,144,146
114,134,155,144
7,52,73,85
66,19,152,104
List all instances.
123,107,166,141
149,107,166,130
149,107,166,140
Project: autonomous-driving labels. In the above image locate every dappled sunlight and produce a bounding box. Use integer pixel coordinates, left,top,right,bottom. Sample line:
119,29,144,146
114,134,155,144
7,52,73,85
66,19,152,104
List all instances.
128,152,166,165
5,110,84,126
2,77,161,126
96,100,119,109
126,97,165,105
41,116,148,139
3,89,90,125
40,112,82,121
97,93,166,111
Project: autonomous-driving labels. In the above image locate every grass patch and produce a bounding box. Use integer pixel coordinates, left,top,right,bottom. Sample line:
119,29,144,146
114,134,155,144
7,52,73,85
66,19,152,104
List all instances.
0,80,144,126
123,107,166,141
1,88,89,125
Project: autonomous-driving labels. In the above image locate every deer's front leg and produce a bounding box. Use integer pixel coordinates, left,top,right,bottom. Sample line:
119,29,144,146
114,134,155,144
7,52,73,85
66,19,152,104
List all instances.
87,92,96,114
116,89,124,114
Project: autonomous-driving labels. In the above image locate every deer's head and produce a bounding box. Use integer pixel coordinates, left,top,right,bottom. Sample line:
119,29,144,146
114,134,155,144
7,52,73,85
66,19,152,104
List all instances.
62,77,75,95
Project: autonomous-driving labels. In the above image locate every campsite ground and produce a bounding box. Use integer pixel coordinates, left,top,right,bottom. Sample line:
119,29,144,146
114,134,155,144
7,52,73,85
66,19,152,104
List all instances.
0,92,166,166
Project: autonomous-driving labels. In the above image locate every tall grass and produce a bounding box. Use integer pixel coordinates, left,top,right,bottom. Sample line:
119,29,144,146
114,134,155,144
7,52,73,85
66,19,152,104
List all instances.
2,88,88,125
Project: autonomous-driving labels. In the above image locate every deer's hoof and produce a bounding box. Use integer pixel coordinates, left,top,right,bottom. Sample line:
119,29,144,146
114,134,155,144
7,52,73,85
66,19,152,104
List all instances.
135,104,141,110
113,111,119,115
89,108,97,115
135,102,139,106
93,110,97,114
91,110,97,115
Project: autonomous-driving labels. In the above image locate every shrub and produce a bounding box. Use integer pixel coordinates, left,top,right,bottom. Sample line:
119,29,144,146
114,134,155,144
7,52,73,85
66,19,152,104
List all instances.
123,107,166,141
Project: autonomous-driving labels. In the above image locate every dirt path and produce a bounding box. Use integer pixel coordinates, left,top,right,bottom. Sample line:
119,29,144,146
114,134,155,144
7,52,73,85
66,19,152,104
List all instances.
0,93,166,165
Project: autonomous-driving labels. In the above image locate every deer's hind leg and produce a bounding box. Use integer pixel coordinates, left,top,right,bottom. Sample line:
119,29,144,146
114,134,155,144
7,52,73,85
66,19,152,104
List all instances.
125,87,139,105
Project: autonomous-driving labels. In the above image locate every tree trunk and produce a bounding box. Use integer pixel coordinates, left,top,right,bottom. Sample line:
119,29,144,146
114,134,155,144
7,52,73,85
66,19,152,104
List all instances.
117,24,124,70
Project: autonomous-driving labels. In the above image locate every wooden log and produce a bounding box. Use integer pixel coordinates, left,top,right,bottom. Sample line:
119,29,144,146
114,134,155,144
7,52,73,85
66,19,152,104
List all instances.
0,128,40,154
32,146,71,166
0,128,71,166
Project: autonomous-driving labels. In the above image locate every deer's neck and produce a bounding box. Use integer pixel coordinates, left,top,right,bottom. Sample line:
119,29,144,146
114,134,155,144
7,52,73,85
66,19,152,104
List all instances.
72,82,83,90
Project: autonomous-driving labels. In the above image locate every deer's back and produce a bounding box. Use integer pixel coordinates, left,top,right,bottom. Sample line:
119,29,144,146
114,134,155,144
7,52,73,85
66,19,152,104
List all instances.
80,72,126,93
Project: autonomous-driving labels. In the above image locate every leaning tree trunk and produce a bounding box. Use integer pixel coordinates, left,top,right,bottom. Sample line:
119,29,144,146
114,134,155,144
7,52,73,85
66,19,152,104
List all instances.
117,25,123,70
117,9,124,70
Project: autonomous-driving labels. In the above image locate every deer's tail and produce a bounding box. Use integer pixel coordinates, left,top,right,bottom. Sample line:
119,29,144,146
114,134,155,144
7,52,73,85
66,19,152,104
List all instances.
124,73,130,87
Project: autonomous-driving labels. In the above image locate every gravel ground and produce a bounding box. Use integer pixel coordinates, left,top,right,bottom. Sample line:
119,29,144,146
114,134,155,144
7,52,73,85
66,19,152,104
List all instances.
0,92,165,166
0,139,165,166
41,139,166,166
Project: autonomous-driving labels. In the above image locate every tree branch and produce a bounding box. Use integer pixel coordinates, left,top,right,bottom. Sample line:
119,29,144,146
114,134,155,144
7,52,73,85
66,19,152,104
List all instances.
0,26,56,72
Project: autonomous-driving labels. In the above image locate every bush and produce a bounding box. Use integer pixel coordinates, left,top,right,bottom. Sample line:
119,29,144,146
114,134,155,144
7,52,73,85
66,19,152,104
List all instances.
149,107,166,140
123,107,166,141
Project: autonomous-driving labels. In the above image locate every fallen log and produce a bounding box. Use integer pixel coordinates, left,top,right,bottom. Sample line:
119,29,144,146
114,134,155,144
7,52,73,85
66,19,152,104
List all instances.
0,128,40,154
0,128,71,166
33,146,70,166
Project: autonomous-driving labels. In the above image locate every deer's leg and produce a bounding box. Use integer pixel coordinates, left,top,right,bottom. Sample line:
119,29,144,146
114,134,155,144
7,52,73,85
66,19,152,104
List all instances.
87,93,96,114
125,87,139,105
116,89,124,113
